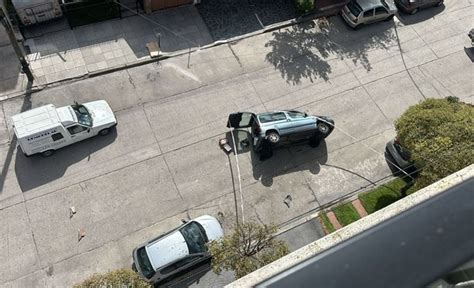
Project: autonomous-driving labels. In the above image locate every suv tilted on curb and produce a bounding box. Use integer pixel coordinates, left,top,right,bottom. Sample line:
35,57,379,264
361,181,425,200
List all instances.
227,110,335,153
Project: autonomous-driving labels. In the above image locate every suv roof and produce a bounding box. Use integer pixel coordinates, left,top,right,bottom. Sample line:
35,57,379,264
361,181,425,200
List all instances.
146,230,188,270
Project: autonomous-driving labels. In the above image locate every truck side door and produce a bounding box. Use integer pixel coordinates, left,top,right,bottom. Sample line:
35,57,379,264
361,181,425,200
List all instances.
67,125,92,143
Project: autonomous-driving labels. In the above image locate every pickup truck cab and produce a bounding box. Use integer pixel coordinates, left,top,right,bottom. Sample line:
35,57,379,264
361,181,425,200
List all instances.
12,100,117,157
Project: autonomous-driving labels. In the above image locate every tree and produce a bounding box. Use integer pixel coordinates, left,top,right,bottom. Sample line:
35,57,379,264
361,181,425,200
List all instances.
395,97,473,188
73,268,150,288
208,222,290,279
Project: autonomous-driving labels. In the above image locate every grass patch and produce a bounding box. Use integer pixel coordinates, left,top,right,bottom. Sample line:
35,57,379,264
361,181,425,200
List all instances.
359,178,418,214
319,212,335,234
333,203,360,226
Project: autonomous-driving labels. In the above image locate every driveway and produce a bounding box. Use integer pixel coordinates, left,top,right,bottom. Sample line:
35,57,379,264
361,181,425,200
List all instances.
0,1,473,286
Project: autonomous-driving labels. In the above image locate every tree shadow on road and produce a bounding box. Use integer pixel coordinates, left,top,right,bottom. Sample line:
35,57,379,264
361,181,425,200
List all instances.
265,17,397,85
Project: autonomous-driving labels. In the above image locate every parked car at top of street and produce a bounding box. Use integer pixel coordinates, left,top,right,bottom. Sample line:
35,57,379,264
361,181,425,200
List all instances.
132,215,223,284
341,0,398,29
385,137,416,172
394,0,443,15
11,100,117,157
227,110,335,153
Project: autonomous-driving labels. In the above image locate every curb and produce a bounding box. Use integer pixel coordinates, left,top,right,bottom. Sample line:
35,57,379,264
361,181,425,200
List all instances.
275,212,320,237
0,8,335,103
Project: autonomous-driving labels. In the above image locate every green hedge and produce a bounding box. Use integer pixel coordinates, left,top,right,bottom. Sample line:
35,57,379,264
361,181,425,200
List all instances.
359,178,417,214
333,203,360,226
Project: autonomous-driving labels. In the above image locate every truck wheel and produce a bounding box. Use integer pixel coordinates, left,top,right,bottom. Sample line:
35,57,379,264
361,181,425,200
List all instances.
41,150,54,157
99,128,110,136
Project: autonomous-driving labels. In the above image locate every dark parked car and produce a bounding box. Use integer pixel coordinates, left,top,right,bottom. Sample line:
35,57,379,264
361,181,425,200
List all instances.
395,0,443,15
227,110,335,153
385,137,416,173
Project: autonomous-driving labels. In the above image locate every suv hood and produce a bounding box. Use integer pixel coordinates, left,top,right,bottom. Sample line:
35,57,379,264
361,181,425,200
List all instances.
194,215,224,241
83,100,116,127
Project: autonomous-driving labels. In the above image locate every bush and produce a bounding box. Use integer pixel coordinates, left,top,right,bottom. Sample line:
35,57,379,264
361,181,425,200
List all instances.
395,98,473,188
295,0,315,13
73,268,151,288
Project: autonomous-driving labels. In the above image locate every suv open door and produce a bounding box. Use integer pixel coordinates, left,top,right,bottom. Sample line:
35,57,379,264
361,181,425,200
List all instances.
227,112,256,129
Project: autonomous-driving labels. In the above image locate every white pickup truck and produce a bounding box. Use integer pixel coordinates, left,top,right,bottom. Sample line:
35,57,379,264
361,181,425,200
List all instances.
12,100,117,157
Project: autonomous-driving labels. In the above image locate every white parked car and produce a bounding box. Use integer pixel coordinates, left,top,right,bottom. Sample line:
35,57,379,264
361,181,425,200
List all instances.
341,0,398,29
11,100,117,157
132,215,224,284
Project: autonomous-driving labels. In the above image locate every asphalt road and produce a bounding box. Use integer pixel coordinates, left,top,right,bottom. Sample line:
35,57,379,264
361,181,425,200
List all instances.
0,2,473,287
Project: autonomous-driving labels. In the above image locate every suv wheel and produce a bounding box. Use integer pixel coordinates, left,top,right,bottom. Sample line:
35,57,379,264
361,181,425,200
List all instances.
317,122,330,134
266,131,280,144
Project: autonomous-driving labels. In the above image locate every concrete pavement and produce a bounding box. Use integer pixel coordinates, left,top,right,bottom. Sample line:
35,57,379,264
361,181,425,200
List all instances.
0,1,473,287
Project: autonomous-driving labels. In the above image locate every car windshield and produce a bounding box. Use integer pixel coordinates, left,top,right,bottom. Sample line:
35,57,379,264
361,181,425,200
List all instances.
179,222,207,254
136,247,155,279
347,1,363,16
72,104,92,127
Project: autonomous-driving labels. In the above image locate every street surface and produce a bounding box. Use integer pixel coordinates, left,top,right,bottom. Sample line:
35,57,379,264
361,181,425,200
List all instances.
0,2,473,286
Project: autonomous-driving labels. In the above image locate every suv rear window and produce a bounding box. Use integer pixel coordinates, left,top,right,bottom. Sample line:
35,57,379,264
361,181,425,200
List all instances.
347,1,363,16
258,112,287,123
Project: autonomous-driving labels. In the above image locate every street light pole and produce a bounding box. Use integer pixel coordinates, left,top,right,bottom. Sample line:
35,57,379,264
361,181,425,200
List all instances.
0,7,34,82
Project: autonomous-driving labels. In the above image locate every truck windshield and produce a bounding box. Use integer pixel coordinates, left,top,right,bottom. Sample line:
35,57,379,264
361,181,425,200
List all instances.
72,105,92,127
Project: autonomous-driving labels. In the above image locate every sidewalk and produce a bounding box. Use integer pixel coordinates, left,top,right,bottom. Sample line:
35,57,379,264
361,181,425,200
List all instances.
0,3,212,99
0,25,28,99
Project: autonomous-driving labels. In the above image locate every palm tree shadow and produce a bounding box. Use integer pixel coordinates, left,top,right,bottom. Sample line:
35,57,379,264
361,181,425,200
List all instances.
265,17,396,84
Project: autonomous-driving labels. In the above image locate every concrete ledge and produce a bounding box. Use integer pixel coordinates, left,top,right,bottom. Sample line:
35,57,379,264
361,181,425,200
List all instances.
226,164,474,288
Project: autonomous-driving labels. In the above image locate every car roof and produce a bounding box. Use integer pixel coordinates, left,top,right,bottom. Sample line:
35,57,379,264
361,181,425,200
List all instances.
145,230,189,271
354,0,385,10
11,104,61,138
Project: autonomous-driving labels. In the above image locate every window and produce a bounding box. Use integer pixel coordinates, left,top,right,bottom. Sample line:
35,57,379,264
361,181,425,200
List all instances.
51,133,64,141
160,256,200,275
67,125,87,135
258,112,287,123
346,1,363,16
72,104,92,127
363,9,373,17
180,222,207,254
287,111,306,119
136,247,155,279
375,6,388,15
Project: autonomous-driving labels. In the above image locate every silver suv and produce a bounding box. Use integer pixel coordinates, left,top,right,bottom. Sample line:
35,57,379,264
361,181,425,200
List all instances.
132,215,223,284
227,110,334,152
341,0,398,29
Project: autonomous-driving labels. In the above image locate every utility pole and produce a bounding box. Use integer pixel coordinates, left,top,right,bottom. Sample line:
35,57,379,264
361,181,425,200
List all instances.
0,7,34,82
